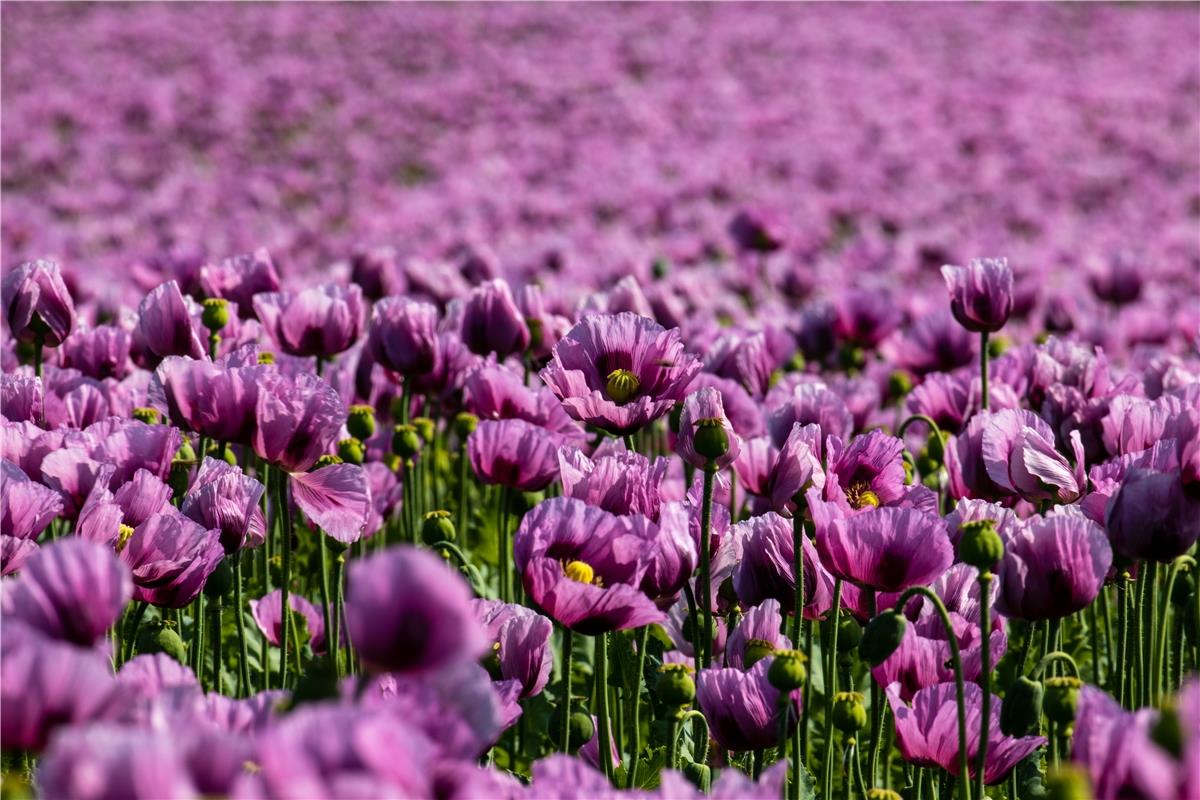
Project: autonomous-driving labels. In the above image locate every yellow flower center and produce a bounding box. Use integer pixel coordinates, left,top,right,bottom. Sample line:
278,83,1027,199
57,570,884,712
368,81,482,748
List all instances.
564,560,597,585
605,369,640,405
847,482,880,510
116,524,135,553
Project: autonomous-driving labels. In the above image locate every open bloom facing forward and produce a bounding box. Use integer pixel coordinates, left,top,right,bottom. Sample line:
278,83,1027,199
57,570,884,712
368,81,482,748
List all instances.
816,506,954,594
253,282,366,358
468,418,562,492
941,258,1014,334
539,312,701,435
995,512,1112,621
513,497,665,634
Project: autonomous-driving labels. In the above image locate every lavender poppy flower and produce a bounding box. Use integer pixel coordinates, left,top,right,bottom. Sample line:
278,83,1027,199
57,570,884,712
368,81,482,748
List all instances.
1071,685,1181,800
513,497,665,634
725,599,792,670
676,386,742,470
6,538,132,648
253,370,344,472
696,657,801,751
906,372,974,435
539,312,701,435
887,681,1043,785
702,330,780,399
2,259,76,346
768,422,826,517
119,509,224,608
77,469,174,544
872,609,1005,702
728,207,786,253
887,310,976,376
39,448,114,519
180,457,266,553
468,417,562,492
944,498,1017,549
1,373,43,423
995,512,1112,621
941,258,1014,334
462,362,587,443
60,325,132,381
833,289,902,348
156,357,261,444
816,506,954,593
981,408,1085,504
639,502,699,606
349,245,403,300
559,443,669,520
765,380,854,448
253,282,366,358
134,280,208,365
461,278,531,359
531,754,619,798
290,462,371,544
91,418,182,485
366,296,440,375
818,429,909,513
473,599,554,698
2,537,39,576
199,248,281,318
732,512,833,620
1106,466,1200,563
36,725,198,800
689,372,766,439
519,283,572,359
945,411,1011,501
1087,253,1143,306
251,588,327,655
1,461,62,540
346,545,487,674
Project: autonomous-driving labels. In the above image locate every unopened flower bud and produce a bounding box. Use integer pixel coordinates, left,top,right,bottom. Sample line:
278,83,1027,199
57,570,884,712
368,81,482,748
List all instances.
1001,675,1045,736
832,691,868,733
176,440,196,462
133,407,160,424
453,412,478,438
421,510,456,546
655,663,696,708
767,649,808,692
549,708,594,751
693,418,730,463
888,371,913,400
860,610,907,667
392,424,421,459
136,620,187,664
203,557,234,598
1043,676,1081,725
201,298,230,332
957,519,1004,570
837,617,863,652
337,438,365,465
207,442,236,466
168,460,192,498
347,405,376,440
668,403,683,435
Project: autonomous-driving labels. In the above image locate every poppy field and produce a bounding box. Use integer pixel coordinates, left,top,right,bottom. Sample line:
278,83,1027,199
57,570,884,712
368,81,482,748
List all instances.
1,3,1198,799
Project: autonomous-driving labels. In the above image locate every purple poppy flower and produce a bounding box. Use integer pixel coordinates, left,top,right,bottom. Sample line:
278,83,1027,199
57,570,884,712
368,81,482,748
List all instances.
1106,465,1200,563
676,386,742,470
199,249,281,318
349,245,403,300
941,258,1014,334
729,207,786,253
289,462,371,544
473,599,554,698
1100,393,1191,458
6,538,132,648
77,469,174,544
818,429,909,513
1087,253,1143,306
60,325,132,381
770,422,826,517
39,448,114,519
689,372,765,439
253,370,344,472
468,417,562,492
1071,685,1182,800
559,443,669,520
944,498,1017,549
532,754,619,798
539,312,702,435
134,280,208,366
995,512,1112,621
872,609,1006,702
519,283,572,360
765,380,854,448
906,372,975,435
1,373,43,423
513,497,665,634
253,282,366,358
366,296,441,376
725,599,792,670
91,418,182,485
36,725,198,800
886,310,976,376
346,545,487,674
696,657,801,751
833,289,902,348
639,502,698,606
981,409,1085,504
732,512,833,621
816,506,954,593
2,537,39,576
703,330,781,399
1,461,62,540
180,457,266,553
945,411,1011,501
462,362,587,443
2,259,76,346
888,681,1043,785
119,509,224,609
250,588,328,655
0,623,119,752
461,278,531,360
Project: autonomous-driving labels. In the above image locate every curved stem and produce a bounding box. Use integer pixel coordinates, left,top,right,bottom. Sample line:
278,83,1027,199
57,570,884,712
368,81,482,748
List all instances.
560,627,575,753
699,468,716,668
675,710,710,766
893,586,972,800
1032,651,1082,681
896,414,944,442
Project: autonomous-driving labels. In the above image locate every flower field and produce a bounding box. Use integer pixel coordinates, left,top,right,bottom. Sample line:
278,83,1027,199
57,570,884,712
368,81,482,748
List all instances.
1,3,1198,799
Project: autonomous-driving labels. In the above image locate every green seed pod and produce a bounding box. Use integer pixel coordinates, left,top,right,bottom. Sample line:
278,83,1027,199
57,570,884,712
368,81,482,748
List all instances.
257,351,276,365
168,459,192,499
453,412,478,438
337,438,365,465
346,405,376,440
767,649,808,692
680,615,718,646
421,510,456,546
887,371,913,400
605,369,640,404
411,416,435,445
136,620,187,664
837,617,863,652
132,407,160,424
693,418,730,462
203,557,234,599
392,424,421,459
207,442,237,466
957,519,1005,570
1001,675,1045,736
176,440,196,463
1044,765,1091,800
549,708,594,751
860,610,908,667
201,298,230,332
839,346,867,372
832,691,868,733
313,454,343,468
866,790,903,800
655,663,696,708
1043,676,1082,725
743,638,774,669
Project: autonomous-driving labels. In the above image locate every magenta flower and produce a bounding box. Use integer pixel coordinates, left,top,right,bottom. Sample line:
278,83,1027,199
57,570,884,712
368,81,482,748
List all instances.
473,599,554,698
252,370,344,472
253,282,366,358
156,356,263,445
676,386,742,470
119,509,224,608
689,371,766,439
833,289,902,348
133,280,207,365
90,418,182,485
818,429,910,513
696,657,801,751
872,609,1005,702
1,374,43,423
77,469,174,544
702,330,780,400
513,497,665,634
468,417,562,492
199,249,281,318
945,411,1011,501
1071,685,1181,800
888,681,1043,785
289,462,371,544
461,278,531,359
765,380,854,448
6,538,132,648
1105,465,1200,563
2,537,39,576
886,310,976,376
3,259,76,346
732,512,833,620
940,258,1014,334
60,325,132,380
559,443,669,520
1,461,62,541
539,312,701,435
995,512,1112,621
180,457,266,553
366,296,440,376
816,506,954,593
250,588,328,655
346,545,487,674
462,362,586,443
638,502,699,606
37,725,199,800
725,599,792,670
728,207,785,253
981,409,1086,504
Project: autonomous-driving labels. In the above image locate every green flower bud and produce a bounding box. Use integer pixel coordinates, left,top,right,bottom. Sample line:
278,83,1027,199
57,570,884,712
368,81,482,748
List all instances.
693,418,730,463
832,691,868,733
1044,765,1091,800
203,557,233,599
201,298,230,332
743,638,774,669
346,405,376,440
839,346,866,373
860,610,908,667
313,454,343,468
453,412,478,438
767,649,808,692
392,425,421,459
168,460,192,499
1043,676,1082,725
132,407,160,424
988,335,1010,360
1000,676,1045,736
337,438,365,465
525,317,544,353
957,519,1005,570
412,416,435,444
257,351,276,365
135,620,187,664
888,371,913,400
786,352,806,373
549,708,594,751
176,440,196,462
655,663,696,708
421,510,456,546
837,617,863,652
925,430,949,464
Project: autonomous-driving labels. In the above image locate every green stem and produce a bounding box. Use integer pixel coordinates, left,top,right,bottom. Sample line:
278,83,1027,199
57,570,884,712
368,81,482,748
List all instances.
869,683,885,789
674,710,710,766
210,596,223,692
801,619,813,764
561,627,575,753
626,626,649,789
822,580,843,800
896,414,944,442
274,472,293,690
979,331,990,411
596,632,614,782
32,336,44,379
1088,599,1102,687
752,748,763,781
234,555,251,696
317,534,335,677
1032,651,1082,681
699,467,716,668
1145,560,1159,707
683,581,702,676
1101,585,1115,693
457,442,470,544
974,572,993,800
666,714,680,771
1155,557,1195,703
122,601,149,664
497,487,511,603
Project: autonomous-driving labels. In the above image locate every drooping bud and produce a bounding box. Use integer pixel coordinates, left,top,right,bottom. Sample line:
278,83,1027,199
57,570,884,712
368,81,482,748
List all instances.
392,424,421,459
1000,676,1044,736
203,557,234,599
1042,676,1081,725
957,519,1005,570
860,610,908,667
201,298,230,332
337,438,365,465
347,405,376,440
655,663,696,708
421,510,456,546
767,649,808,692
832,691,868,733
132,407,160,424
605,369,640,405
692,418,730,463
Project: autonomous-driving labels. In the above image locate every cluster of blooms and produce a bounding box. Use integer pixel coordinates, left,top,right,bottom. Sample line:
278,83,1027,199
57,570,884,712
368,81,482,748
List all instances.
2,4,1200,800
